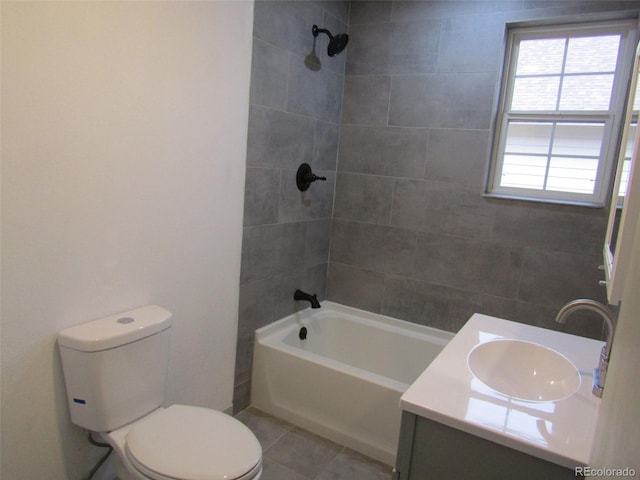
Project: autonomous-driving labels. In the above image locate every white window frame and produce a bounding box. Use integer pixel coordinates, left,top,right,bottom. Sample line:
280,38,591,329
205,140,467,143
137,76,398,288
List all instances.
486,19,640,207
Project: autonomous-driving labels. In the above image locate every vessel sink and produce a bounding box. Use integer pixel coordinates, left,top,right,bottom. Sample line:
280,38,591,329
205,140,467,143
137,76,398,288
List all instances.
467,339,581,402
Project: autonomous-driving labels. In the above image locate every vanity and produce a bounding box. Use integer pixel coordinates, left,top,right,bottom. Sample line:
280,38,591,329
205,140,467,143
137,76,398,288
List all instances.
393,314,604,480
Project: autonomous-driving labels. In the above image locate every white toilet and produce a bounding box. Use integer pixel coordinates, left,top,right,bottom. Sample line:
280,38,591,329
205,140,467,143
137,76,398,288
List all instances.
58,305,262,480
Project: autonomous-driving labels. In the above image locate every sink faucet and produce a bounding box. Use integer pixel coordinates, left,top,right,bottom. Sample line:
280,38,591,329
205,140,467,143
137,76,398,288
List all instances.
294,289,321,309
555,299,616,398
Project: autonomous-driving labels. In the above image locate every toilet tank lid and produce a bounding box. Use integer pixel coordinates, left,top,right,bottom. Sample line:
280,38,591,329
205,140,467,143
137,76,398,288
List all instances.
58,305,172,352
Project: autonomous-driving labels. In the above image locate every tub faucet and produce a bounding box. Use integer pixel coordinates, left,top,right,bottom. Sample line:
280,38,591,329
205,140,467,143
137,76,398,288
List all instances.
294,289,321,309
555,299,616,398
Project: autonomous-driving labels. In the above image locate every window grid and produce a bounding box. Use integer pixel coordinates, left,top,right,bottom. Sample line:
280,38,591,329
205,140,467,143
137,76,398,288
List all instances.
487,20,638,206
500,119,605,194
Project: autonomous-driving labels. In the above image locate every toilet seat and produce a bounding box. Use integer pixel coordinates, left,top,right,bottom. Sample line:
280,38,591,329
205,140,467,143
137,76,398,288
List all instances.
124,405,262,480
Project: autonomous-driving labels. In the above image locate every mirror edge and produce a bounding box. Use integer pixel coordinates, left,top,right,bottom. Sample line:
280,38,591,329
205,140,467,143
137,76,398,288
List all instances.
604,41,640,304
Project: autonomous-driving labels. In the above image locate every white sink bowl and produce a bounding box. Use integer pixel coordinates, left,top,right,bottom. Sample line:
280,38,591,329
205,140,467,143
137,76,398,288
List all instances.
467,339,581,402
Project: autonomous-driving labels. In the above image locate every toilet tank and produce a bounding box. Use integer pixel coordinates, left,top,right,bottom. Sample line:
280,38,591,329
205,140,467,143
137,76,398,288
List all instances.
58,305,172,432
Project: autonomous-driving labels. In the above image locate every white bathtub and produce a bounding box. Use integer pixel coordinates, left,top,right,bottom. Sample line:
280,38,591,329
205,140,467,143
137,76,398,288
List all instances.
250,301,453,465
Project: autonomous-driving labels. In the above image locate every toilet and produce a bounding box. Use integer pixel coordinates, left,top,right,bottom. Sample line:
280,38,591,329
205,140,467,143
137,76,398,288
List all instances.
58,305,262,480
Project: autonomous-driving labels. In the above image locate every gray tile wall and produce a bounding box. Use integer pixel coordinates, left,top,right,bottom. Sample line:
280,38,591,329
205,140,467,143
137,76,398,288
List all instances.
328,1,640,337
234,0,349,412
236,0,640,413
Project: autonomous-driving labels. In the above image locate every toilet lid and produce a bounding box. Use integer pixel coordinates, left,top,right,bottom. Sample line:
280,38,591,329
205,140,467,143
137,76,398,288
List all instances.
125,405,262,480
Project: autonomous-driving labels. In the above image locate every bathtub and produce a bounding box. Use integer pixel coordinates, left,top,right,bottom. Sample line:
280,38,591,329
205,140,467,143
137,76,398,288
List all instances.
250,301,453,465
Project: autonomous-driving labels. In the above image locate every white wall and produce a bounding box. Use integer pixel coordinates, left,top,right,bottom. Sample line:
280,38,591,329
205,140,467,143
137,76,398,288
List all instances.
0,2,253,478
590,216,640,474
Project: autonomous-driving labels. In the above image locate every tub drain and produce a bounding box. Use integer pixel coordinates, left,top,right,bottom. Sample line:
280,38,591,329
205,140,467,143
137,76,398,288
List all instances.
299,326,308,340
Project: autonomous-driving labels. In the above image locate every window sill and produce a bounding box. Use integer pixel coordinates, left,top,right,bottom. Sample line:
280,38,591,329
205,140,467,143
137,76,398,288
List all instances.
483,191,606,209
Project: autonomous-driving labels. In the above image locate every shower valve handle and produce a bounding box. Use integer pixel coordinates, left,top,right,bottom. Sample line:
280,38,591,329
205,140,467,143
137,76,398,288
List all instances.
307,173,327,182
296,163,326,191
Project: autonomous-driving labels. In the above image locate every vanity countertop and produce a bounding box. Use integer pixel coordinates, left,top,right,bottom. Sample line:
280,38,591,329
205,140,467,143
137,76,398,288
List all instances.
400,314,604,469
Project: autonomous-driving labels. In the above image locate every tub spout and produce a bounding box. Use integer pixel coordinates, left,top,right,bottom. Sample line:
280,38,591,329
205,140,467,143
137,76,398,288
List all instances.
555,299,616,398
294,289,321,309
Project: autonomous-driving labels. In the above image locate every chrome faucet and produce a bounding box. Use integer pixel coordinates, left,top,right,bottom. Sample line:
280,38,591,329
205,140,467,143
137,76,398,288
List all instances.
555,299,616,398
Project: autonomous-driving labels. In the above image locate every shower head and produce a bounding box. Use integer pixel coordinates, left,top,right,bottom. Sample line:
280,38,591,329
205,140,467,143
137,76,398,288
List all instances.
312,25,349,57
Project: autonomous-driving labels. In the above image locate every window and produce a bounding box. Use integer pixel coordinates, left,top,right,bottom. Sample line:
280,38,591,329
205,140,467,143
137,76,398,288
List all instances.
487,20,639,206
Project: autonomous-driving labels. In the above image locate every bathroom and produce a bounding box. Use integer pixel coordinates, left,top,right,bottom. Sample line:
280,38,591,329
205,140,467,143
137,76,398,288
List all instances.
2,0,640,478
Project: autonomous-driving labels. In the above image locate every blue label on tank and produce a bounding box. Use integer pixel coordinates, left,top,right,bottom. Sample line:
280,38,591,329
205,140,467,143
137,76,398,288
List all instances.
73,398,86,405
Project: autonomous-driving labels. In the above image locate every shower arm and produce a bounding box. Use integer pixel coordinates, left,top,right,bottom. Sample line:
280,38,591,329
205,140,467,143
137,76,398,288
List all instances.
312,25,333,40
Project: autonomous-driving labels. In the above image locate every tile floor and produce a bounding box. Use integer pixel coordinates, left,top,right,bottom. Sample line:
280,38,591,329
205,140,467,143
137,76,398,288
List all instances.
235,408,394,480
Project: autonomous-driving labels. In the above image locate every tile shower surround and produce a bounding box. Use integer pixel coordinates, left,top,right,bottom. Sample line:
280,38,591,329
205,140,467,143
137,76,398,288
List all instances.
234,0,640,412
234,0,349,411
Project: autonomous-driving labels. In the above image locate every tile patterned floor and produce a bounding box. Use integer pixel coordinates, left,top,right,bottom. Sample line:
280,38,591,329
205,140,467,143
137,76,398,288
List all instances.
235,408,393,480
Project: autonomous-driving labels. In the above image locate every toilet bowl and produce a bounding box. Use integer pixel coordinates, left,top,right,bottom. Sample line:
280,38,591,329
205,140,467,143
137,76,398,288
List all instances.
57,306,262,480
105,405,262,480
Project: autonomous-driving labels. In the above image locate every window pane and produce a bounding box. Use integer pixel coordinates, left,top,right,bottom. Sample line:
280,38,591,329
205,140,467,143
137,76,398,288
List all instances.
500,120,606,193
559,74,614,110
501,154,547,189
512,76,560,110
552,122,605,157
516,38,565,75
565,35,620,73
505,122,552,154
547,156,598,193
